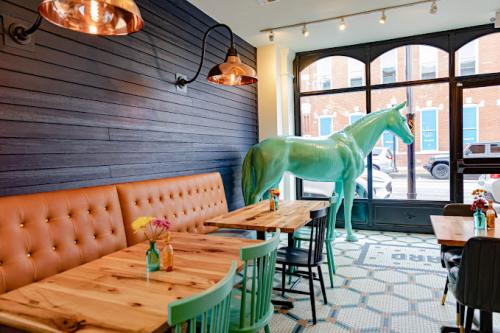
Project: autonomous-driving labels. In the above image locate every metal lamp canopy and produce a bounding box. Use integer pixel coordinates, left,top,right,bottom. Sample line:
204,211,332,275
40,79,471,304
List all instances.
176,24,257,88
38,0,143,35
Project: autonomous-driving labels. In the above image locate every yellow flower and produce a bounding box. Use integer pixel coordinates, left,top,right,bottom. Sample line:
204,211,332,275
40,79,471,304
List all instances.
132,216,154,233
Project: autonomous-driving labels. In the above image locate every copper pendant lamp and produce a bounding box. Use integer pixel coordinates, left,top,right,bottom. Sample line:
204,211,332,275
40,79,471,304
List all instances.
8,0,143,45
176,24,257,88
39,0,143,35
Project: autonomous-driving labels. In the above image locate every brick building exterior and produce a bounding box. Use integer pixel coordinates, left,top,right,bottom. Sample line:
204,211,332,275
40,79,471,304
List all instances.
299,32,500,168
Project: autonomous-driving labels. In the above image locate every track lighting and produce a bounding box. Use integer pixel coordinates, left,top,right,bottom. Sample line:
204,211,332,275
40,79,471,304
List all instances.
302,24,309,37
261,0,437,37
269,30,274,42
430,1,438,14
379,10,387,24
339,17,346,31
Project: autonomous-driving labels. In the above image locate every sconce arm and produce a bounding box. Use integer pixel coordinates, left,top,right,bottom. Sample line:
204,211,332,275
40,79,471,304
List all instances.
9,15,43,45
176,23,235,87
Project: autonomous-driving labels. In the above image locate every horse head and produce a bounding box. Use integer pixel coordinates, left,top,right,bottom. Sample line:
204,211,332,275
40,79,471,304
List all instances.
386,102,414,145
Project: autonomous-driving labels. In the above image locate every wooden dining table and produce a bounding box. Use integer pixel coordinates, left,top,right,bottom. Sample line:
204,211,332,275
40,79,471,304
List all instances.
431,215,500,246
205,199,329,309
0,232,260,333
205,200,329,241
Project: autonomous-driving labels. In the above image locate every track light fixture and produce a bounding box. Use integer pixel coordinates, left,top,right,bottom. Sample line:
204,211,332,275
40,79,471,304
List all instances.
379,10,387,24
302,24,309,37
260,0,440,39
339,17,346,31
430,1,438,14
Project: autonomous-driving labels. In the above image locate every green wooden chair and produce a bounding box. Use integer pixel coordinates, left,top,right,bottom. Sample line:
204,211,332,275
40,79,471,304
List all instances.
293,195,338,287
229,230,281,333
168,261,237,333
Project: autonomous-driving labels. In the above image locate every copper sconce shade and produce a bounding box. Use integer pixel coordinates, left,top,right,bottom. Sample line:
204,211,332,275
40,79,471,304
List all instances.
38,0,144,35
176,24,257,88
207,49,258,86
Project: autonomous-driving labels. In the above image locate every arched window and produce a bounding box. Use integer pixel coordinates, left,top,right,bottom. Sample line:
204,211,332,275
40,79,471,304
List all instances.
455,32,500,76
370,45,449,85
300,56,365,92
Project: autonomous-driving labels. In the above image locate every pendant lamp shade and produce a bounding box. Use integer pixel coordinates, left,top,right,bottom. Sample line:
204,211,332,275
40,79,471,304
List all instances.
207,48,258,86
38,0,143,35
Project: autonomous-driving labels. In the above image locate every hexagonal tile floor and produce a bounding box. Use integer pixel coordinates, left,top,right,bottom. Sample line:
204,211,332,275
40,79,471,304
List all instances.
267,229,500,332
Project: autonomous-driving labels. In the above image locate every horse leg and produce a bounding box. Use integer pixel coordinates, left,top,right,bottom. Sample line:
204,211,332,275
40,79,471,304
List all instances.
324,182,343,287
329,182,344,239
343,180,358,242
250,164,283,204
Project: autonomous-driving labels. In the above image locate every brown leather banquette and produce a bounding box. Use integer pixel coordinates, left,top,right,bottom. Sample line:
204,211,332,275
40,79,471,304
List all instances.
0,172,228,294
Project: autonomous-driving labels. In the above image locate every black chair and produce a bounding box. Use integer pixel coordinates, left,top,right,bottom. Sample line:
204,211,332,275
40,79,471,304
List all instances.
440,204,471,306
442,237,500,333
275,206,329,325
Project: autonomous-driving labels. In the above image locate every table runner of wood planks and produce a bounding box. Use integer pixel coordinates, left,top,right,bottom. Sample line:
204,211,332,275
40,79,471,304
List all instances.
205,200,329,233
0,232,260,333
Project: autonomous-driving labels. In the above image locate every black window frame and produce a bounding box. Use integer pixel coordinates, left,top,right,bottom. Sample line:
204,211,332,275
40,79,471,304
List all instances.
293,24,500,232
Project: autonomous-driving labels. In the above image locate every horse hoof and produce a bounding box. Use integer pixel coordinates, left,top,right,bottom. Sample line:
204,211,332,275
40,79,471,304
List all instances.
345,234,358,242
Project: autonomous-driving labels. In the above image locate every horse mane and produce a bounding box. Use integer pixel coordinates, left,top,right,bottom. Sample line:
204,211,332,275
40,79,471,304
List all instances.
339,107,393,134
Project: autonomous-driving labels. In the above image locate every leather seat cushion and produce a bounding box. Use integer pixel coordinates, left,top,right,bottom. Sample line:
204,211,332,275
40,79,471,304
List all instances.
0,185,127,294
443,248,462,270
117,173,227,245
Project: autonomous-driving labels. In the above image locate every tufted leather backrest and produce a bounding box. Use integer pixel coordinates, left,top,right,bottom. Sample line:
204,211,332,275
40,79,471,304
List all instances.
117,173,228,245
0,185,127,294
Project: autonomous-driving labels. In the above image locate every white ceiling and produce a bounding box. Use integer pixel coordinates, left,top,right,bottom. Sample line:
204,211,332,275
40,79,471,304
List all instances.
188,0,499,52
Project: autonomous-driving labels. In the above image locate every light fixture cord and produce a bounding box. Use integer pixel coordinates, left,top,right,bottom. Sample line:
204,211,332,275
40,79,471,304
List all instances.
177,23,235,87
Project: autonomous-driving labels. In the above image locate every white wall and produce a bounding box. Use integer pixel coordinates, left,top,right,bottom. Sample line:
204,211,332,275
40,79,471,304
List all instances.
256,45,296,199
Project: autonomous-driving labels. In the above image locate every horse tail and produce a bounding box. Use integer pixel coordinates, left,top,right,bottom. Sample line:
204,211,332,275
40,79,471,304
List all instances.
242,146,255,205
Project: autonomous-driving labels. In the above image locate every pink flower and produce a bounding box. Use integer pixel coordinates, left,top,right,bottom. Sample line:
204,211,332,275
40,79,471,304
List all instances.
152,218,171,230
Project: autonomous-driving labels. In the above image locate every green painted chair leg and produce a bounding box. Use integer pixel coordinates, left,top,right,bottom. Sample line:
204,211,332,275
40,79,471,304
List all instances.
265,324,271,333
326,241,336,288
325,241,335,288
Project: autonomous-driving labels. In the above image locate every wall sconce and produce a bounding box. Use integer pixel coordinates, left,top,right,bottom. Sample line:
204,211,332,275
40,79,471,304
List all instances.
175,24,257,89
7,0,143,45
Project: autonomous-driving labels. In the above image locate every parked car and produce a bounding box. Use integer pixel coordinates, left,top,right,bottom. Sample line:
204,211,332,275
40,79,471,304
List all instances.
424,142,500,179
423,154,449,179
302,169,393,199
464,142,500,158
372,147,394,172
478,174,500,203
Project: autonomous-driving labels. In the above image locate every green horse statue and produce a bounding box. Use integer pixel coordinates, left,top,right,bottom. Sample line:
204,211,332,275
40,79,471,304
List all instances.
242,102,414,241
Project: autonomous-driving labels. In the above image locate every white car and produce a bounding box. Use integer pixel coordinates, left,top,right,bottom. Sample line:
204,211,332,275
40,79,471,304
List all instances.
302,169,393,199
372,147,395,173
478,174,500,203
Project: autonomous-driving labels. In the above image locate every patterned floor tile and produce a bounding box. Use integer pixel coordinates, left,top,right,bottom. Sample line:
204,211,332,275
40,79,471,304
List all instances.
266,229,499,332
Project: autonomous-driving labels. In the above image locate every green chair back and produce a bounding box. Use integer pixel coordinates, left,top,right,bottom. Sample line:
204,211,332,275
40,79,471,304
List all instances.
168,261,237,333
233,230,280,331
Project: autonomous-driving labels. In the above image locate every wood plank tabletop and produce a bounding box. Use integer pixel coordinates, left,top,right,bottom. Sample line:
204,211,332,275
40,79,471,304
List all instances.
0,232,260,333
431,215,500,246
205,200,328,234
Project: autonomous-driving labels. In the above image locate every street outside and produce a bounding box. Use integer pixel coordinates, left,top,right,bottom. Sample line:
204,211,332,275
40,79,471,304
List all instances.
387,167,481,203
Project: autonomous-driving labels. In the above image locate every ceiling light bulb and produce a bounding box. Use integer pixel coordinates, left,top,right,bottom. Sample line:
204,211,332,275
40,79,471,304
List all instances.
430,1,438,14
269,30,274,42
302,24,309,37
379,10,387,24
339,18,346,31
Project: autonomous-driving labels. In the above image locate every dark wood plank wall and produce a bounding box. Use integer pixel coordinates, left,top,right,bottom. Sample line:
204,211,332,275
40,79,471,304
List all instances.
0,0,257,210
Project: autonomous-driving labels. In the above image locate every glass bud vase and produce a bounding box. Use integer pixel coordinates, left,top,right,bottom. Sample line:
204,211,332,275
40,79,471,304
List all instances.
473,210,486,230
146,241,160,272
